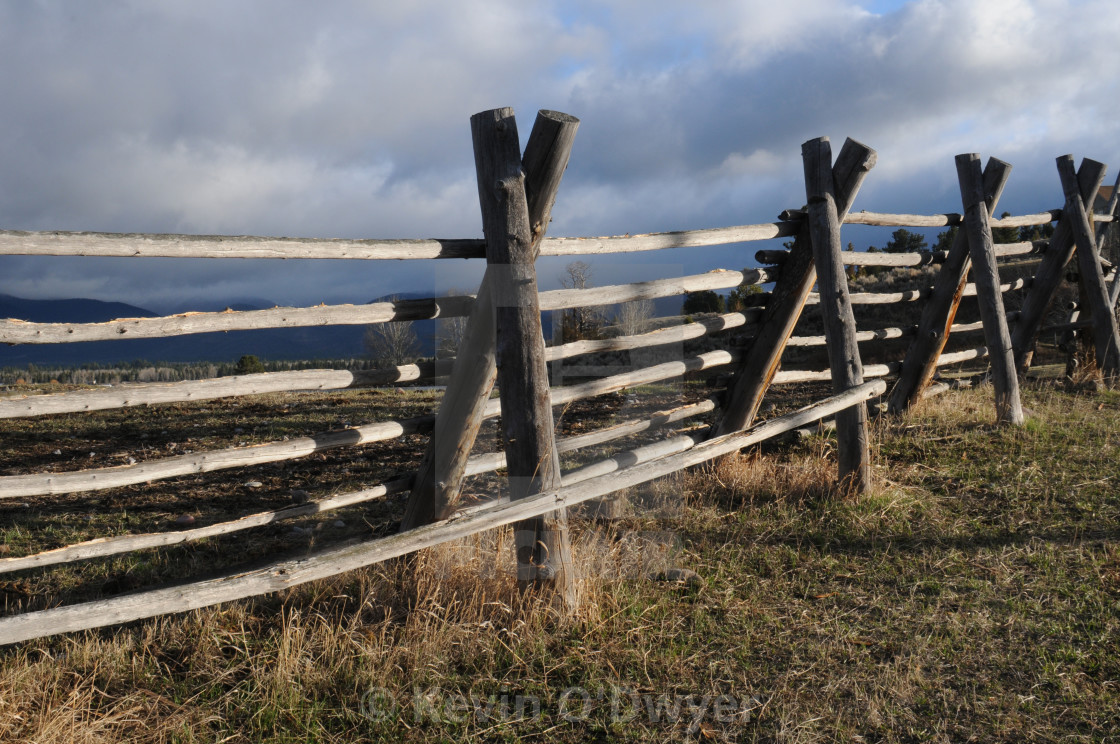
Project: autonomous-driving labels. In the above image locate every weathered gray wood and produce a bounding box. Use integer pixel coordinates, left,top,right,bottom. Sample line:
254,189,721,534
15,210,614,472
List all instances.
1012,159,1107,372
1057,156,1120,375
0,416,433,498
0,296,475,345
802,137,871,491
2,399,719,574
757,241,1039,268
758,248,937,267
889,158,1012,414
0,268,769,346
0,364,449,419
466,399,718,476
956,153,1024,425
0,478,413,574
782,209,1059,229
561,433,703,485
713,137,877,437
401,110,579,532
539,268,770,311
0,349,735,499
4,212,1074,261
770,346,986,386
512,350,734,414
806,279,1027,308
0,306,749,420
0,221,803,261
785,325,911,347
0,380,885,646
472,107,573,600
546,311,758,359
1105,174,1120,309
774,362,896,385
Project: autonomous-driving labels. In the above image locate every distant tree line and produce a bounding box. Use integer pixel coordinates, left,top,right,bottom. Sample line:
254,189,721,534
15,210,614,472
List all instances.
0,356,386,386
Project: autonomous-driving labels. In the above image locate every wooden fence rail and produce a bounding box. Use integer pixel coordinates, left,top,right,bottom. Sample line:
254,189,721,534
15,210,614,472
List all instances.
0,106,1116,645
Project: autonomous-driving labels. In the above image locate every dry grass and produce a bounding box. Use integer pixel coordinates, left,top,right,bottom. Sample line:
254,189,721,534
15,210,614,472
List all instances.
1,381,1119,741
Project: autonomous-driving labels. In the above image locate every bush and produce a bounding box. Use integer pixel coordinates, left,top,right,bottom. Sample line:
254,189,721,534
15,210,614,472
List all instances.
234,355,266,375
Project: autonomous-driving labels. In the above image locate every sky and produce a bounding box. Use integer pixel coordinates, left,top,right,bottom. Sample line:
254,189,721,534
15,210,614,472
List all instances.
0,0,1118,313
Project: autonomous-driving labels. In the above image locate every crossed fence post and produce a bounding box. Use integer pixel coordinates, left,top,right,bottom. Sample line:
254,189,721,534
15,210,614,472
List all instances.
400,107,578,606
712,136,878,494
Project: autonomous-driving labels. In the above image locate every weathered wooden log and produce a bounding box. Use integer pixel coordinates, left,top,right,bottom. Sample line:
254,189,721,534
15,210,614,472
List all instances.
0,350,735,499
1012,159,1107,372
757,240,1040,268
0,296,475,345
539,268,770,312
2,399,719,574
0,416,433,499
0,220,802,261
0,306,750,420
0,267,766,346
956,153,1023,425
780,209,1059,229
771,346,985,386
1056,155,1120,375
472,108,573,598
0,380,885,646
774,362,896,384
561,432,703,485
888,158,1011,414
802,137,872,492
0,364,450,419
400,110,579,532
547,311,758,360
509,350,735,414
785,325,911,347
466,399,718,476
0,478,413,574
713,137,877,437
805,278,1028,308
1099,172,1120,311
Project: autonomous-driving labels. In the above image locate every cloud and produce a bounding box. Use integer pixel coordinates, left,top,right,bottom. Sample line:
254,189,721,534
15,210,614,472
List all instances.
0,1,1117,313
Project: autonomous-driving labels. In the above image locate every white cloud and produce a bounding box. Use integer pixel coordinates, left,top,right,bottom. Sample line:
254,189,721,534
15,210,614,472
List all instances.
0,0,1118,313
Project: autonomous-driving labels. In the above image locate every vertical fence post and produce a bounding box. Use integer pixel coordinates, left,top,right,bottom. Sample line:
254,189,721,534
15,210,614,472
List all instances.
711,138,876,437
1011,159,1107,373
1100,173,1120,309
956,153,1024,425
400,111,578,532
471,107,574,605
802,137,872,492
888,159,1011,413
1056,155,1120,376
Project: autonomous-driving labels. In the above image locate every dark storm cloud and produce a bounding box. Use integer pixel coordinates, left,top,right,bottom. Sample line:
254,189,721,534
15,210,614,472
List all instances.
0,1,1116,311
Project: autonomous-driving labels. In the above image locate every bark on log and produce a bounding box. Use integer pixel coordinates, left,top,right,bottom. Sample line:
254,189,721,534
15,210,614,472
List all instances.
956,153,1024,425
